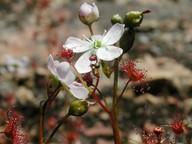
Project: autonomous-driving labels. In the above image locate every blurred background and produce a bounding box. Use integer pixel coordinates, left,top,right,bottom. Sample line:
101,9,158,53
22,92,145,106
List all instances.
0,0,192,143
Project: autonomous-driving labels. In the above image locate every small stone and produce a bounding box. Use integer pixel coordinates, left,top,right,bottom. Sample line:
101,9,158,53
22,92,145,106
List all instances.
99,112,110,121
89,105,101,115
15,86,36,106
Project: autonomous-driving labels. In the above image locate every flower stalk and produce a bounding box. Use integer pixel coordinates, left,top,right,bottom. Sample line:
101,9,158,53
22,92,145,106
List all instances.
39,82,62,144
116,79,131,106
45,113,70,144
88,24,94,35
111,58,121,144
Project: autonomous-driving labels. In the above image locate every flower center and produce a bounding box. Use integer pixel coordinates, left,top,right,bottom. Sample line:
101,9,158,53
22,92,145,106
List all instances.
94,40,102,48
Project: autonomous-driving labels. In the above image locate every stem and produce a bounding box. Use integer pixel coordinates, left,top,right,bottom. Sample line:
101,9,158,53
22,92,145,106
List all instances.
92,73,111,114
116,79,130,106
92,73,100,94
45,113,70,144
39,101,45,144
112,58,121,144
46,84,63,113
39,83,62,144
88,24,94,35
71,62,110,114
92,93,111,114
94,86,109,110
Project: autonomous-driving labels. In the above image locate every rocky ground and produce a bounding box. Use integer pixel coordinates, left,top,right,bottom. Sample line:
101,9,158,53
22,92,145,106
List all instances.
0,0,192,144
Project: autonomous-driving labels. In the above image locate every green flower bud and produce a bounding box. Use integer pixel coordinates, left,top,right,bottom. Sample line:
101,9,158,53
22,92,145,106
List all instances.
111,14,123,25
124,11,143,28
68,100,89,117
120,28,135,53
124,10,151,28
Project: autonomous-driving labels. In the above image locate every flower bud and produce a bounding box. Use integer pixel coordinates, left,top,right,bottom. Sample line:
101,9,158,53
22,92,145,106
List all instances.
124,11,143,28
61,48,74,60
89,54,97,61
120,28,135,53
124,10,151,28
82,73,93,87
79,2,99,25
76,73,93,87
111,14,123,25
68,100,89,117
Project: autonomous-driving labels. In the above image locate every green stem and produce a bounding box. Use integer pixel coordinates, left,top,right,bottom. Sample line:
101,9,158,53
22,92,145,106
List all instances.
88,24,94,35
45,113,70,144
112,58,121,144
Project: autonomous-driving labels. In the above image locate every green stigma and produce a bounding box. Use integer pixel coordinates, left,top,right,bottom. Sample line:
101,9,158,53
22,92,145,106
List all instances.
94,40,102,48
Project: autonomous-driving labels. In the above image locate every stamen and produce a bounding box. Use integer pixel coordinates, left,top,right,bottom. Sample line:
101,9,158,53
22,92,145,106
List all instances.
83,34,92,42
103,30,107,36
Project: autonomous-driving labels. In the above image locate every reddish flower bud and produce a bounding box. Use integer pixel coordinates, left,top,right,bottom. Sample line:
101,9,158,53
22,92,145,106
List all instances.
61,48,74,60
82,73,93,86
89,54,97,61
76,73,93,86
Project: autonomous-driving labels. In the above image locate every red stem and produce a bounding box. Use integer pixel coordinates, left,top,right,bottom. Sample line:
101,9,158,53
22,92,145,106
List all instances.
91,73,111,114
39,83,62,144
92,93,111,114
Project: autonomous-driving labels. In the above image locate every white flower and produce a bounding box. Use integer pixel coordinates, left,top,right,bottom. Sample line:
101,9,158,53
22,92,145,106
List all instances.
47,55,89,99
64,23,125,73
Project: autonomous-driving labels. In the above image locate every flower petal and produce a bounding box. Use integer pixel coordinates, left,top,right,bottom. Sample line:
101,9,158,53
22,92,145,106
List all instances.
96,46,123,61
102,23,125,45
70,81,89,99
56,62,75,85
47,55,57,75
91,35,103,42
92,3,99,19
75,51,92,73
64,37,90,53
79,2,92,16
